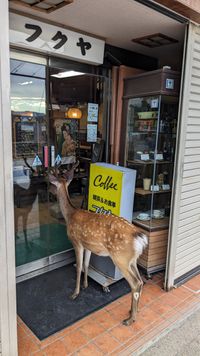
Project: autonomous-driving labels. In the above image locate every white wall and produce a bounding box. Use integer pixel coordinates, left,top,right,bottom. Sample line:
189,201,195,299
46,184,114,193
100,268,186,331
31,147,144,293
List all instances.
166,23,200,288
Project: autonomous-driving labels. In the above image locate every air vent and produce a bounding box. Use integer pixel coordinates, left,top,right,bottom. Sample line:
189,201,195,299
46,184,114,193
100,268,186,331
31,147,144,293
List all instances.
132,33,178,48
9,0,74,13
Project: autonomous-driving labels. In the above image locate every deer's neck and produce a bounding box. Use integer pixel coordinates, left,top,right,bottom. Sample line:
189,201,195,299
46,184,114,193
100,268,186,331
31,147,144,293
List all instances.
57,183,75,223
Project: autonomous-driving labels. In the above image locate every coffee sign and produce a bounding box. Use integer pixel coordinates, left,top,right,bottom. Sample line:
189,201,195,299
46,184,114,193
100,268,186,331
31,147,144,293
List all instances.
88,164,123,216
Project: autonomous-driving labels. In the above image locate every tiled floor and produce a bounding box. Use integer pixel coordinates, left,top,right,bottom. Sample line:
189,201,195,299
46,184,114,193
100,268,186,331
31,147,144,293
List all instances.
17,273,200,356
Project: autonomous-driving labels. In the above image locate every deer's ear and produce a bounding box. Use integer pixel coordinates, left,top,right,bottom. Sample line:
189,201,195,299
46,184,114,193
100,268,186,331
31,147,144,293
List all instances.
49,174,59,187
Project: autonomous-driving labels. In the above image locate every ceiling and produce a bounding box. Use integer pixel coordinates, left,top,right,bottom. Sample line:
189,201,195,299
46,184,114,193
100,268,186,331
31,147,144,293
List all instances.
9,0,186,68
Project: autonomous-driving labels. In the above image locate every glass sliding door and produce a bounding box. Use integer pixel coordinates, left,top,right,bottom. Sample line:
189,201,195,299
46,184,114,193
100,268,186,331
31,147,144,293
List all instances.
11,52,110,277
11,56,50,268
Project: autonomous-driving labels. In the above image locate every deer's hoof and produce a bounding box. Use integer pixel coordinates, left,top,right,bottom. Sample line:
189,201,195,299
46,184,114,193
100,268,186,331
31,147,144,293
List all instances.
122,317,134,326
82,284,88,290
25,242,32,251
70,293,79,300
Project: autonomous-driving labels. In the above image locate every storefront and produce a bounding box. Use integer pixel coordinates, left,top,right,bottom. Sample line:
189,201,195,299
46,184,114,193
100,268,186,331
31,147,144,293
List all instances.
1,0,200,354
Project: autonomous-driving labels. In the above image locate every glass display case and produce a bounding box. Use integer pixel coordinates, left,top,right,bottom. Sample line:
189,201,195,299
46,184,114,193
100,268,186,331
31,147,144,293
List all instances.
126,94,178,232
121,68,180,276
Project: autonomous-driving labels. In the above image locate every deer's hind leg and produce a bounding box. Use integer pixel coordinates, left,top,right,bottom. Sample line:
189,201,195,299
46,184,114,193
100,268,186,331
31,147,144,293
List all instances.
112,257,143,326
22,212,30,248
127,262,143,324
71,244,84,300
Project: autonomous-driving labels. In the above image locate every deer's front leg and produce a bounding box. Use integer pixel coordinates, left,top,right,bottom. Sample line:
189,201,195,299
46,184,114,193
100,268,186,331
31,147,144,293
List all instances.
71,244,84,300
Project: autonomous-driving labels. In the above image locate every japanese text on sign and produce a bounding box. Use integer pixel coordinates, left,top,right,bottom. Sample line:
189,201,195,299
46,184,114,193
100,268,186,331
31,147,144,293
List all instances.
88,103,99,122
9,13,105,65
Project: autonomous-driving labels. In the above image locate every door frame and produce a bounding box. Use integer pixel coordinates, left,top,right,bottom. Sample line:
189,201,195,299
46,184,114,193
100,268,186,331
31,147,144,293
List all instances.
164,23,193,290
0,1,18,355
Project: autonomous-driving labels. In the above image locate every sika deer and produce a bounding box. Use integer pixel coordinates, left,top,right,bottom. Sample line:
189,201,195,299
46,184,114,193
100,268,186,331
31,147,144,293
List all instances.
49,163,148,326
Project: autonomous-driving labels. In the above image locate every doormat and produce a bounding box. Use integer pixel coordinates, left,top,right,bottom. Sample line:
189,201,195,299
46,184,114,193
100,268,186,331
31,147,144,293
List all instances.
17,264,130,340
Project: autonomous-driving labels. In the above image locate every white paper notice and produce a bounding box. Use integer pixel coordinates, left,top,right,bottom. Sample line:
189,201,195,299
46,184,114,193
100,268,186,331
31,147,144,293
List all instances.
87,103,99,122
87,124,97,142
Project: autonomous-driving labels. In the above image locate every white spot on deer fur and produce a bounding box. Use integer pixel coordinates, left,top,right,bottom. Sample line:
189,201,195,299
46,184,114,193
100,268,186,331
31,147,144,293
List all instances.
134,292,139,300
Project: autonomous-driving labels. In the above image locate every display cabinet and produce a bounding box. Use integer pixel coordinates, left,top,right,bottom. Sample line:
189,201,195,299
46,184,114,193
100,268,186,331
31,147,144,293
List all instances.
120,68,180,277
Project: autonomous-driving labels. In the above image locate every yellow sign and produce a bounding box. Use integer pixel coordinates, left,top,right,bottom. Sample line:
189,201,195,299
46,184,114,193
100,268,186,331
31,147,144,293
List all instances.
88,164,123,216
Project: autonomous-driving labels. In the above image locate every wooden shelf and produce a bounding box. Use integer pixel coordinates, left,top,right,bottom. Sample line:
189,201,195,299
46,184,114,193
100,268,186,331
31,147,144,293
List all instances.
135,188,171,195
130,131,157,134
127,159,173,165
130,131,176,135
137,119,157,121
133,217,169,232
137,226,169,276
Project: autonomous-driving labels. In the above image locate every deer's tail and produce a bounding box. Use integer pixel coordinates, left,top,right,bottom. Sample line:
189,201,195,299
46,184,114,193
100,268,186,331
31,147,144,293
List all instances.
134,232,148,257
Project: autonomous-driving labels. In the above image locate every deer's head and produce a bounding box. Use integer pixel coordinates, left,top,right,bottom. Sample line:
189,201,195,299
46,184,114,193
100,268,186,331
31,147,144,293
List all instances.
49,161,79,193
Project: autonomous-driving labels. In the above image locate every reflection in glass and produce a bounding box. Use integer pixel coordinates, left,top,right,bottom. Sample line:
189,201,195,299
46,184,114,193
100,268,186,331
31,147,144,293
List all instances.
11,59,50,267
11,58,109,269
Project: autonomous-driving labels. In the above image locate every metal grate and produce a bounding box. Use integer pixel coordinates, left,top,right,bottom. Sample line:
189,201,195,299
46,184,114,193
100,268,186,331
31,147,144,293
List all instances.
132,33,178,48
9,0,74,13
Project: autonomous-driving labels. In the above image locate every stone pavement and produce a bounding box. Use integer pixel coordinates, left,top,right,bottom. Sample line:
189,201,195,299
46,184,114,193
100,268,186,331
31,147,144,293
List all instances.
139,306,200,356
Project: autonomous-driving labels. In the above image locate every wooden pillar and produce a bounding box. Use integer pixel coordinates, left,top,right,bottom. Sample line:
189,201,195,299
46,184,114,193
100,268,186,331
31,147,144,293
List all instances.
0,1,18,355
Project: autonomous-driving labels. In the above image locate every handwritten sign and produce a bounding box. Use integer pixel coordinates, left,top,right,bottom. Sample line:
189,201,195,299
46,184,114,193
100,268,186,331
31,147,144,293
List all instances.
88,103,99,122
87,124,97,142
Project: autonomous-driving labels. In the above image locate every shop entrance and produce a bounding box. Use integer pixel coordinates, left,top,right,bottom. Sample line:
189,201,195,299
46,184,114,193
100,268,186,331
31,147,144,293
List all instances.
11,53,109,278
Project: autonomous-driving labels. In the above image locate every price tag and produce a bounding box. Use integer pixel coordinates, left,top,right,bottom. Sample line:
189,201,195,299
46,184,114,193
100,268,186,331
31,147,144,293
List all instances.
155,153,163,160
151,99,158,109
151,185,159,192
162,184,170,191
166,78,174,90
141,154,149,161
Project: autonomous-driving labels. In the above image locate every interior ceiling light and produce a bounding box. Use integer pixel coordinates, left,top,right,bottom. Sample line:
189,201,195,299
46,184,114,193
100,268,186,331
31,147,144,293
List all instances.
9,0,74,13
18,80,33,86
51,70,85,78
132,33,178,48
67,107,82,119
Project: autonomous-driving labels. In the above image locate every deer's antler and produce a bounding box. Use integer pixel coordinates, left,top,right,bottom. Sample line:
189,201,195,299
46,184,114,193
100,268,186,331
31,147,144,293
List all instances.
22,154,35,173
50,162,62,177
62,160,79,182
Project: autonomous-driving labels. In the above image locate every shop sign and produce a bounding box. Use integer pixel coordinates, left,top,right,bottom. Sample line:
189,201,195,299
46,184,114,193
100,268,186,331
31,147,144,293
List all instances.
88,164,123,216
87,103,99,122
87,124,97,142
9,13,105,65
